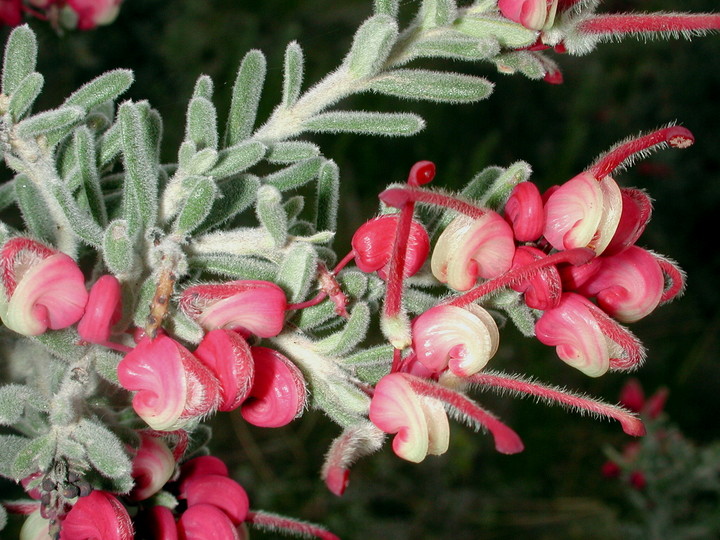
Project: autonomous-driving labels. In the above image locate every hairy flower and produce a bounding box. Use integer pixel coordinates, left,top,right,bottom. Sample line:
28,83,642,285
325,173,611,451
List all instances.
0,238,88,336
59,491,133,540
510,245,562,310
77,274,123,346
117,336,220,431
503,181,545,242
129,433,176,502
179,280,287,337
177,504,241,540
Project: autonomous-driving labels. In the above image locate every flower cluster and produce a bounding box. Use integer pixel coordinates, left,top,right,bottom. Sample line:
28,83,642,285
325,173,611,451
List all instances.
0,0,122,31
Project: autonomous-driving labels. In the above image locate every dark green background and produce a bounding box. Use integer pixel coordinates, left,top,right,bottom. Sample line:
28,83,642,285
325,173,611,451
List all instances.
3,1,719,538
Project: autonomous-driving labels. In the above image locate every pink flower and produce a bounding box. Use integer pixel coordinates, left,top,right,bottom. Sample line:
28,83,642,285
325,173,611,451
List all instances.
535,292,611,377
66,0,122,30
603,188,652,256
510,245,562,310
369,373,449,463
241,347,306,428
431,211,516,291
117,336,220,431
0,238,88,336
543,173,622,255
411,304,499,377
351,215,430,280
19,508,50,540
179,474,249,525
194,329,255,412
177,504,241,540
135,506,178,540
179,280,287,337
498,0,558,31
0,0,22,26
59,491,133,540
619,378,667,420
179,455,229,479
575,246,664,323
129,433,176,502
503,182,545,242
77,274,123,346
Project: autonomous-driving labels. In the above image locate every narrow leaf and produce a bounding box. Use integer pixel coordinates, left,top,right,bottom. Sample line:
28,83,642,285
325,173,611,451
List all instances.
282,41,304,108
74,126,108,227
103,219,137,275
343,15,398,79
315,159,339,232
256,184,288,247
266,141,320,164
264,156,324,191
73,419,132,480
64,69,134,112
192,74,214,100
455,15,538,48
2,25,37,96
409,30,500,61
304,111,425,137
186,147,219,175
173,176,218,235
207,140,266,179
374,0,399,18
188,253,276,281
7,71,43,121
0,179,15,211
0,385,48,426
275,242,317,303
316,302,371,356
13,433,56,479
369,69,493,103
14,106,84,139
225,50,266,146
185,96,218,150
0,435,28,479
48,180,104,248
199,174,260,232
418,0,457,28
98,119,122,167
15,175,54,242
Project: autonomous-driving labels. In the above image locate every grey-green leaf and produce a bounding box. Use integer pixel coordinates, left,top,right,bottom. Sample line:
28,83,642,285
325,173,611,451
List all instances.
256,184,288,248
14,106,84,139
315,159,339,232
192,74,214,100
374,0,399,17
0,385,48,426
15,175,54,242
282,41,304,108
74,126,107,227
199,174,260,232
275,242,317,303
188,253,276,281
103,219,137,276
225,50,266,146
454,14,538,48
2,25,37,97
207,140,266,179
369,69,493,103
343,15,398,79
417,0,457,28
304,111,425,137
174,176,217,235
264,156,324,192
315,302,370,356
73,419,132,480
7,71,43,122
185,96,218,150
64,69,134,112
409,31,500,61
13,433,56,479
266,141,320,164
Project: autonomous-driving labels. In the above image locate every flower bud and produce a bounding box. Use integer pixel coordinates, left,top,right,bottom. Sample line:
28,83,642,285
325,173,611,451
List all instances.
0,238,88,336
194,329,254,412
241,347,306,428
576,246,664,322
369,373,449,463
179,280,287,337
59,491,133,540
180,455,229,479
351,215,430,280
535,293,610,377
177,504,241,540
135,506,179,540
543,173,622,255
603,188,653,255
77,274,122,345
412,304,499,377
503,182,545,242
117,336,220,431
432,211,515,291
129,434,176,502
179,474,249,525
510,245,562,310
498,0,559,31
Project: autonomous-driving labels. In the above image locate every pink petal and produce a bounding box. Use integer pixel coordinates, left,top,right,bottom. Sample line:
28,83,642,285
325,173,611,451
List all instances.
543,173,603,252
412,304,499,377
180,455,229,480
77,274,122,344
129,434,177,502
510,245,562,310
194,329,254,411
179,474,249,525
577,246,664,322
499,0,556,30
135,506,179,540
504,182,545,242
351,215,429,280
535,293,611,377
2,253,87,336
241,347,306,428
369,373,430,463
59,491,133,540
432,211,515,291
618,378,645,413
604,188,652,255
177,504,240,540
118,336,220,431
180,280,287,337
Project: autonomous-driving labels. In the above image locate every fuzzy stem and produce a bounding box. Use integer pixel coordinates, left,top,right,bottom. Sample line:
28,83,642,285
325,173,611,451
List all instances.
379,186,488,219
402,374,524,454
579,13,720,37
447,248,594,308
469,370,646,436
246,510,341,540
587,126,694,180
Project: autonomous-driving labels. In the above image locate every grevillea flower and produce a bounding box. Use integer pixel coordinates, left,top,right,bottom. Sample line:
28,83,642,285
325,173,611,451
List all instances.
117,336,220,431
194,329,254,412
179,280,287,337
576,246,664,323
603,188,652,256
129,433,176,502
135,506,178,540
66,0,123,30
77,274,123,346
0,238,88,336
0,0,22,26
431,211,516,291
534,292,612,377
177,504,241,540
59,491,133,540
543,173,623,255
510,245,562,310
503,181,545,242
179,474,249,525
351,215,430,280
498,0,558,31
619,378,667,420
180,455,229,478
241,347,306,428
411,304,500,377
369,373,450,463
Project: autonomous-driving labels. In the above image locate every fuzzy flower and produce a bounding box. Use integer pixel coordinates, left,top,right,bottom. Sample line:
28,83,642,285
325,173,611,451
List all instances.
0,237,88,336
509,245,562,310
77,274,123,346
503,181,545,242
129,433,176,502
59,491,133,540
117,335,220,431
179,280,287,337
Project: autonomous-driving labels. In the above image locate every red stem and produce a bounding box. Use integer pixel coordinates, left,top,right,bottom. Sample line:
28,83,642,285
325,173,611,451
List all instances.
246,510,340,540
379,186,488,219
579,13,720,36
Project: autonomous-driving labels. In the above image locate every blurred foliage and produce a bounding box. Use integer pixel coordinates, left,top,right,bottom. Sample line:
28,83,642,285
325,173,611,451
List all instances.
2,0,719,538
